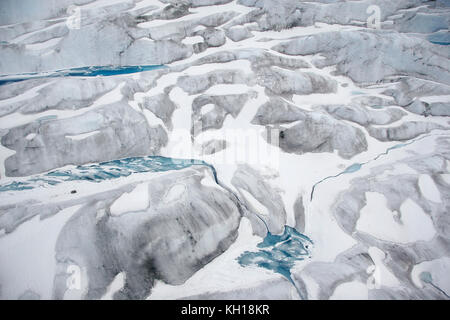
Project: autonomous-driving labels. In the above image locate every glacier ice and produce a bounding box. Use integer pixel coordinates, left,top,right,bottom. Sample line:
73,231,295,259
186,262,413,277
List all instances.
0,0,449,301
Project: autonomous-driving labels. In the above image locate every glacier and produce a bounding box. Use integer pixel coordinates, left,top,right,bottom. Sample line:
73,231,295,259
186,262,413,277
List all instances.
0,0,449,300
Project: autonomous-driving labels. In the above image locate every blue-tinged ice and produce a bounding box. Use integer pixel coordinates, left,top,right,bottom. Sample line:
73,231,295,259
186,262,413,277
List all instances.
0,156,217,192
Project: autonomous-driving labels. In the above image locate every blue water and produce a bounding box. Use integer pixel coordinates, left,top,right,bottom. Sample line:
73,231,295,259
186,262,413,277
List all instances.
237,226,313,298
428,32,450,46
0,64,166,86
343,163,362,173
0,155,217,192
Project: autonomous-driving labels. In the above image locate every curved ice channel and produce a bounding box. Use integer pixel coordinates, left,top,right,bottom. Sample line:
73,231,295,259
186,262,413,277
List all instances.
0,155,217,192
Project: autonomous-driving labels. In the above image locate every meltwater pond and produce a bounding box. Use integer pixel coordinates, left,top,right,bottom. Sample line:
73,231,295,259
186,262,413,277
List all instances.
237,226,313,297
0,155,217,192
0,64,165,86
428,32,450,46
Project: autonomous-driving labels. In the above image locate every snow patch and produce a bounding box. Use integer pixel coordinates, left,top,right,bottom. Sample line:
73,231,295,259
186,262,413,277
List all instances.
330,281,368,300
110,183,149,216
163,183,186,204
418,174,442,203
0,205,82,299
356,193,435,244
